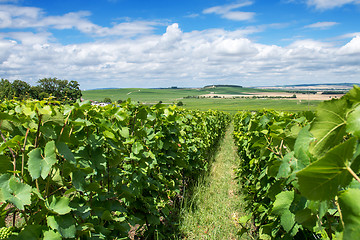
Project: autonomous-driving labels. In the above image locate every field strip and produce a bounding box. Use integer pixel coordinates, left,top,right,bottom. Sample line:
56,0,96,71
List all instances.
200,92,344,100
179,124,249,239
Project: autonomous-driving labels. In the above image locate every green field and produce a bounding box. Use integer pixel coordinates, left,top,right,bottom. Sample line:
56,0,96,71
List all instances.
82,87,320,112
181,98,319,113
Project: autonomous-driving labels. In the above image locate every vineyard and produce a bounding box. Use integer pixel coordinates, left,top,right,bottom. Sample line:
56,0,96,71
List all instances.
233,85,360,239
0,86,360,239
0,99,230,239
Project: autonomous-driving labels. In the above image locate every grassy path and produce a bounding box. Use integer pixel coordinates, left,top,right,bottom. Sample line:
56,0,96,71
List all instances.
179,124,248,239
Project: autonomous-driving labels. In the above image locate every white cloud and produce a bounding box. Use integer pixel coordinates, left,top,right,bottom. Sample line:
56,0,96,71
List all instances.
1,22,360,88
306,0,360,10
1,4,360,88
337,32,360,39
203,1,255,21
214,38,258,55
339,35,360,54
1,31,52,45
304,21,339,29
0,5,160,37
223,11,255,21
184,13,199,18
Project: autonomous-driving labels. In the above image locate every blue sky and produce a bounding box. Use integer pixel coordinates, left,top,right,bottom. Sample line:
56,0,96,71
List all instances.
1,0,360,89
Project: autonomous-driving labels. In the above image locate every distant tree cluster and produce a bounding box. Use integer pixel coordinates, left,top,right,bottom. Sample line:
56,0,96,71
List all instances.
0,77,82,103
204,84,243,88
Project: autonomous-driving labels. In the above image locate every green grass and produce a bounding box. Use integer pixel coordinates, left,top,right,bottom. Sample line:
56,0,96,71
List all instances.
82,87,278,102
82,87,320,112
181,98,319,113
82,88,205,103
179,125,251,240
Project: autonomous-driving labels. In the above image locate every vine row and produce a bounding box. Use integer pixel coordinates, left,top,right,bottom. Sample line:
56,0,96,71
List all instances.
0,99,230,239
233,85,360,239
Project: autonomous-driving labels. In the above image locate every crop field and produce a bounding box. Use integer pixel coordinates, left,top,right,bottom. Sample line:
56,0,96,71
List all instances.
82,86,320,112
181,98,319,113
81,86,275,102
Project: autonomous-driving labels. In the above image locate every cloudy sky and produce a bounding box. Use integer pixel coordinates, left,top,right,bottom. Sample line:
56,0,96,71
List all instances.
1,0,360,89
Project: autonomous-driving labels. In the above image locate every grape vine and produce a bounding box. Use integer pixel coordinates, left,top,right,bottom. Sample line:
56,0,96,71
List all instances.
0,99,230,239
233,85,360,239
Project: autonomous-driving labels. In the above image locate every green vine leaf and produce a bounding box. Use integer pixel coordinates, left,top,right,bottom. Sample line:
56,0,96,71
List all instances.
43,230,62,240
338,188,360,239
47,196,72,215
347,105,360,138
28,140,57,180
297,138,358,201
309,98,347,157
294,125,314,165
47,214,76,239
272,191,296,233
0,174,32,210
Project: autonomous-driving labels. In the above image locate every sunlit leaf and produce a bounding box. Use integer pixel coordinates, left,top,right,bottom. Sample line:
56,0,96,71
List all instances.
338,188,360,239
309,98,347,157
28,141,57,180
297,138,357,201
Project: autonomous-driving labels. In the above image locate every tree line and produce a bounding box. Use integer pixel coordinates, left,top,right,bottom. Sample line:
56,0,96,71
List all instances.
0,78,82,103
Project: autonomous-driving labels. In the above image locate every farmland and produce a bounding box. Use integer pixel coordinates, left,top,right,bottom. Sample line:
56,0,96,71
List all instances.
82,86,323,112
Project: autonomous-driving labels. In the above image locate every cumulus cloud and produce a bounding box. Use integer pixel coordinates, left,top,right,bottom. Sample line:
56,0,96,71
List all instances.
304,21,339,29
0,5,160,37
339,36,360,54
1,21,360,88
1,4,360,88
203,1,255,21
306,0,360,10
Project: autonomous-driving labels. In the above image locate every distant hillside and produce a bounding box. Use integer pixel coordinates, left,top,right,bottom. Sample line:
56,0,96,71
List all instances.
283,83,358,87
204,85,243,88
257,83,359,91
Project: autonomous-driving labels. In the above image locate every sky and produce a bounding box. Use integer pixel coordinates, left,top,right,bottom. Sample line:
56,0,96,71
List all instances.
0,0,360,89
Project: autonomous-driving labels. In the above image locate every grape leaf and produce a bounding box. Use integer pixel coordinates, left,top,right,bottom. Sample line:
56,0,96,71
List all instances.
28,141,57,180
309,98,347,157
56,142,75,164
47,196,72,215
272,191,296,232
297,138,357,201
0,174,32,210
347,105,360,138
338,188,360,239
294,125,314,166
43,230,62,240
47,214,76,238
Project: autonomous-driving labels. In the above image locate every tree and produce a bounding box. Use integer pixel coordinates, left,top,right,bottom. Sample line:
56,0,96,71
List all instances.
0,79,14,100
37,78,82,103
65,80,82,101
29,86,42,100
0,77,82,103
103,97,112,103
12,80,31,100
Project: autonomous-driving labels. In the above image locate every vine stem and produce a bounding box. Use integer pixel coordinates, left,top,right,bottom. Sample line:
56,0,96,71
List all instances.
335,196,345,229
58,110,72,141
0,129,17,176
34,113,42,148
21,129,30,180
346,166,360,183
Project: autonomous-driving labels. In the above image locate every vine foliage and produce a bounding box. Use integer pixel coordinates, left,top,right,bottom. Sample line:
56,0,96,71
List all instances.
233,85,360,239
0,99,230,239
